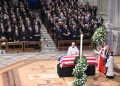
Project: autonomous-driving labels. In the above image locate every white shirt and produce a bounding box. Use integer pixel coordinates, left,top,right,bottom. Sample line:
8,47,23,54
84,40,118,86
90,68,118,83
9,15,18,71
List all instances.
67,46,79,56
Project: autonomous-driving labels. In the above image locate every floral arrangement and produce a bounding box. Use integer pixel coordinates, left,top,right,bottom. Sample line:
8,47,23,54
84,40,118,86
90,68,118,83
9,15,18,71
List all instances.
92,27,107,46
72,55,88,86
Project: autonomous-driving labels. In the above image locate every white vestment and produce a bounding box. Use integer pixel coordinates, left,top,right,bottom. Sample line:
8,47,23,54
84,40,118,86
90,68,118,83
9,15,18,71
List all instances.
105,56,114,76
67,46,79,56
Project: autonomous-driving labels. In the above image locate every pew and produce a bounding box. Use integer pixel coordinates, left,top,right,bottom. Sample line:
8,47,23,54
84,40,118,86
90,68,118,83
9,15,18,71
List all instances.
23,41,41,52
0,39,7,49
58,40,93,50
76,40,93,50
5,42,23,53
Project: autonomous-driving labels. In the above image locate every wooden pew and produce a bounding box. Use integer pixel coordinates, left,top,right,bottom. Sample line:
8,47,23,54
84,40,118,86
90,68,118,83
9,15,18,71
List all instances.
57,40,93,50
5,42,23,53
0,39,7,49
76,40,93,50
23,41,41,52
58,40,74,50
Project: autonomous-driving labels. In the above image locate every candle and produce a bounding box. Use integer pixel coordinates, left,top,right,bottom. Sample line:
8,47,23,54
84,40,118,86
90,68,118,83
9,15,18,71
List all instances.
80,34,83,59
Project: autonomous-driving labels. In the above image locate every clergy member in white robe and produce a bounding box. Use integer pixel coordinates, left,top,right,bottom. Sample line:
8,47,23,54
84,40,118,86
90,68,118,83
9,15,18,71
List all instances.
105,51,114,79
67,42,79,56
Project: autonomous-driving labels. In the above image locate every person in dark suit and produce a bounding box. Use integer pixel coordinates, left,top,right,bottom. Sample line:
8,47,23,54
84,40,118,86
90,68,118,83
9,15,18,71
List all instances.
84,33,91,39
71,25,77,40
14,30,19,42
7,27,13,42
50,19,55,32
46,14,50,33
77,28,83,40
13,30,20,49
27,26,34,41
34,27,41,41
41,6,46,23
97,15,103,27
0,26,6,38
62,25,70,40
104,45,111,65
21,27,27,41
55,25,62,47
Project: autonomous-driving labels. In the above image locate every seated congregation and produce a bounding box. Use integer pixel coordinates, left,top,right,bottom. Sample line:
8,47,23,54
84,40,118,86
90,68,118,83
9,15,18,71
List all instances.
0,1,41,50
39,0,104,47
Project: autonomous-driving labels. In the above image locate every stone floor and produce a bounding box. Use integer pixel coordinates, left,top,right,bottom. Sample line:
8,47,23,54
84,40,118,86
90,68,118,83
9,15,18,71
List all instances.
15,58,120,86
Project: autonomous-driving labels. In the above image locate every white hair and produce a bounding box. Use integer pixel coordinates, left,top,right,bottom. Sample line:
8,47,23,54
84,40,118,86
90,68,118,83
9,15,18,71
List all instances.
72,42,75,44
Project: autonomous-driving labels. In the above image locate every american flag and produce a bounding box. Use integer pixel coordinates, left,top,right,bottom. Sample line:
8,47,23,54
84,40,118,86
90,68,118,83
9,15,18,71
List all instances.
58,54,98,68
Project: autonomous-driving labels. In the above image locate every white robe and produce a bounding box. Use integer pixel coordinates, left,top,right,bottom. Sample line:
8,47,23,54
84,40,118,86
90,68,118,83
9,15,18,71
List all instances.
67,46,79,56
105,56,114,76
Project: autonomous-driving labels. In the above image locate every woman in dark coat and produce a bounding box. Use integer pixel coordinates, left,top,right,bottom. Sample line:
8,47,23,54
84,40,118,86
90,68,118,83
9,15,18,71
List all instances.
7,27,13,42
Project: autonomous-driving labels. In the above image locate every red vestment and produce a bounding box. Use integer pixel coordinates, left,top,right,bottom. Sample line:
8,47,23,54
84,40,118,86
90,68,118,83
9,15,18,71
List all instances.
99,49,106,73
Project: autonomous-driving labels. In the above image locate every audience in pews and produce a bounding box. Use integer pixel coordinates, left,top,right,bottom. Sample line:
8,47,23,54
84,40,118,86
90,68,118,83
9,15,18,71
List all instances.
0,1,41,45
40,0,104,46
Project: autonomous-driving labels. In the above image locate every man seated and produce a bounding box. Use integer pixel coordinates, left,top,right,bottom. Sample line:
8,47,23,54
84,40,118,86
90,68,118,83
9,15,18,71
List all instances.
14,30,19,42
67,42,79,56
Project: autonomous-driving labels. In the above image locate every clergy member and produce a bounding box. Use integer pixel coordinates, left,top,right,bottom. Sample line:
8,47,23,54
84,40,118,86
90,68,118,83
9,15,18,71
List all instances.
94,45,104,71
104,45,111,66
105,51,114,79
67,42,79,56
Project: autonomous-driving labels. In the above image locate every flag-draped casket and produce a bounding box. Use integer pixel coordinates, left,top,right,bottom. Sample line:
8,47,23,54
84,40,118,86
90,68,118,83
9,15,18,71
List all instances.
57,54,98,77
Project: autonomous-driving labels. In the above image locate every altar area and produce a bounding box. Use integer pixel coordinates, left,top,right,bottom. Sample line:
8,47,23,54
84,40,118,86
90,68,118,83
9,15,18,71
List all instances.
1,58,120,86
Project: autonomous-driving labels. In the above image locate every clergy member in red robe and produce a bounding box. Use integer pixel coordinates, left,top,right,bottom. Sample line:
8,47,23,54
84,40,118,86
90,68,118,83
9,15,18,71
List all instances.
94,45,105,73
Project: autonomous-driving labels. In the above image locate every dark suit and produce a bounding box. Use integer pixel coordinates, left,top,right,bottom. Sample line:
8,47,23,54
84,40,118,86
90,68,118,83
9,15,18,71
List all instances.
34,30,41,41
14,33,19,42
77,31,82,40
27,29,34,41
0,29,6,38
62,28,70,40
21,30,27,41
46,17,50,33
7,31,13,42
71,28,77,40
55,29,62,47
104,49,111,65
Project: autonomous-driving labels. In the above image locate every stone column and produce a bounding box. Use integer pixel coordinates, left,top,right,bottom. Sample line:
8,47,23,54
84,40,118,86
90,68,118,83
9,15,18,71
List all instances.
105,0,109,15
115,0,120,26
97,0,101,13
93,0,97,6
108,0,114,24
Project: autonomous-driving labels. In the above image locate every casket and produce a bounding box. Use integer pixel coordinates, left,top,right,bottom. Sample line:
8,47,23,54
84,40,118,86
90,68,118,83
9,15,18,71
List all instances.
57,55,97,77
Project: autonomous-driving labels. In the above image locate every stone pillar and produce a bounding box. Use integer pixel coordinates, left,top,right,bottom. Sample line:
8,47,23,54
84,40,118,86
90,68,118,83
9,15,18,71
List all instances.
105,0,108,15
115,0,120,26
108,0,114,24
97,0,101,13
